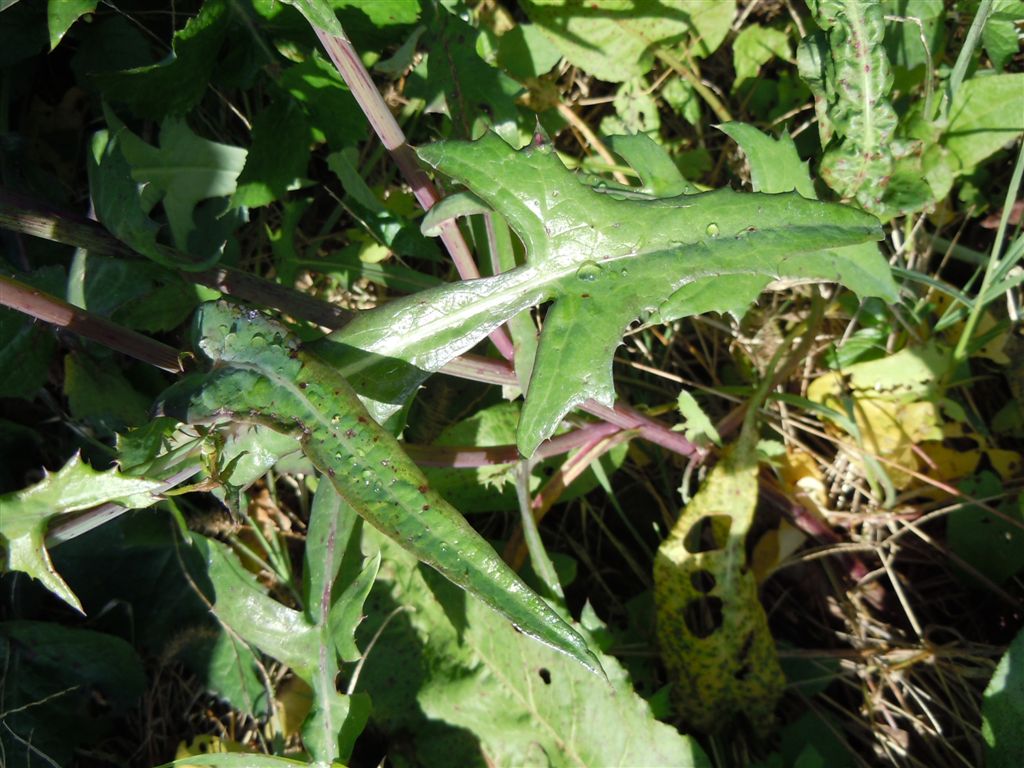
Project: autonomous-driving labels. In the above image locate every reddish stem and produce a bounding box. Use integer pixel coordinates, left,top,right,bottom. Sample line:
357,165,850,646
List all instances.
313,28,515,361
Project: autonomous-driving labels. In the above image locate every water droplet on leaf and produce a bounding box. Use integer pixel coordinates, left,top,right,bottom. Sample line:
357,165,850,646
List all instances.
575,261,603,281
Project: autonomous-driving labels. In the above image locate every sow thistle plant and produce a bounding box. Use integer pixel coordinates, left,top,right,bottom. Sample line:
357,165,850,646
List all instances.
0,1,1021,767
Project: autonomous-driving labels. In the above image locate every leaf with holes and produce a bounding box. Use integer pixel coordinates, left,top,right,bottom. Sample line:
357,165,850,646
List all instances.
320,131,895,456
653,426,784,735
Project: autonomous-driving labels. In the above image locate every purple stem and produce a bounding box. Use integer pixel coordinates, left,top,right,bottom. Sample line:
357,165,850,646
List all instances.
405,420,620,468
442,354,706,461
313,28,515,361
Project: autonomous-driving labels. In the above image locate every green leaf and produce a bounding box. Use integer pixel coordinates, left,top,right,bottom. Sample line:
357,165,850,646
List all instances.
0,621,145,766
64,352,150,435
982,0,1024,71
944,72,1024,173
93,0,229,120
521,0,735,82
663,76,701,126
115,114,248,256
157,301,601,673
0,454,163,610
654,426,785,735
608,131,697,196
325,132,893,456
155,756,311,768
357,532,712,767
948,473,1024,584
0,265,62,399
278,0,344,36
232,95,312,208
983,622,1024,768
88,127,163,262
493,22,562,79
279,53,367,150
733,24,792,86
47,0,94,50
406,10,524,142
807,0,900,212
676,389,721,448
602,77,661,136
717,122,816,197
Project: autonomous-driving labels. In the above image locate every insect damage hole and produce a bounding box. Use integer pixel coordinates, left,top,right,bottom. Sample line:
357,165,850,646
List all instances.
690,570,717,593
538,668,552,685
684,596,724,638
683,515,732,553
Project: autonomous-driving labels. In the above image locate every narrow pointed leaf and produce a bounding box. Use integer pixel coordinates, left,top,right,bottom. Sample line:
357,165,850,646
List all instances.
159,301,599,673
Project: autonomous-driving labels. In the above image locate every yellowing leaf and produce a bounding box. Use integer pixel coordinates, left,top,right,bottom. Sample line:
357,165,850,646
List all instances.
276,676,314,737
750,519,806,584
777,448,830,522
653,429,784,735
808,344,948,489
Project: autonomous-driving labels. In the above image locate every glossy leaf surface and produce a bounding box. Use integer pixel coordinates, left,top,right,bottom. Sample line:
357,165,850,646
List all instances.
158,301,599,673
328,132,894,456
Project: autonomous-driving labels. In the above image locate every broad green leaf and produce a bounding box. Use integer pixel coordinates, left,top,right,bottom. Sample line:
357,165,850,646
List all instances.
882,0,946,77
948,473,1024,585
717,122,816,198
93,0,229,120
357,532,712,768
156,755,311,768
0,453,163,610
88,127,163,263
654,426,784,735
601,77,661,137
158,301,600,673
493,21,562,79
279,53,367,150
406,10,524,143
521,0,735,82
0,621,145,766
64,352,150,435
232,96,312,208
608,132,697,196
944,72,1024,173
676,389,721,448
278,0,344,36
983,622,1024,768
733,24,792,86
324,132,893,456
982,0,1024,71
115,114,248,257
46,0,94,50
0,265,62,399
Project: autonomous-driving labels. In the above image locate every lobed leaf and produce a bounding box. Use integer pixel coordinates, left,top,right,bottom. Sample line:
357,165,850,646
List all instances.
0,454,163,610
324,132,893,456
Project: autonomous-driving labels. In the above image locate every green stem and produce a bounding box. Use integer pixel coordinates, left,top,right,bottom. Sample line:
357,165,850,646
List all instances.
950,139,1024,371
943,0,994,121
